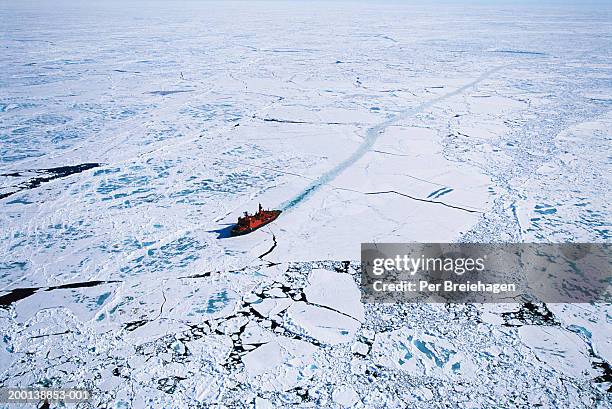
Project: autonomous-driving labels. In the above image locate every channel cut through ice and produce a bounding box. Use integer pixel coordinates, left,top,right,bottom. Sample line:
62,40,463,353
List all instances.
0,1,611,407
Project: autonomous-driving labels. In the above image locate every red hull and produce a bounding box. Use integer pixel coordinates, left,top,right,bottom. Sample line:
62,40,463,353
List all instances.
231,207,281,236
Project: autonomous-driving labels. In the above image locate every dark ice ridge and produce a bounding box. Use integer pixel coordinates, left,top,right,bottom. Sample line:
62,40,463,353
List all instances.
0,279,120,307
0,163,100,200
148,90,194,96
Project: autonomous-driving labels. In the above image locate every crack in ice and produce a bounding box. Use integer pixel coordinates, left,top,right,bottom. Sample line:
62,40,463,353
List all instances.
364,190,482,214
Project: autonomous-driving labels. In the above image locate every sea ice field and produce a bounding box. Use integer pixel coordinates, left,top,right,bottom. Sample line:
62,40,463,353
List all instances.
0,1,611,407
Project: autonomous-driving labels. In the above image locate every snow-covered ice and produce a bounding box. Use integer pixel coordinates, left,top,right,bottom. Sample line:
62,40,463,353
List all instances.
0,0,610,407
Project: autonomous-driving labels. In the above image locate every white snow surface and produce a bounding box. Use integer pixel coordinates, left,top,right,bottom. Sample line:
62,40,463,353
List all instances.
0,1,610,407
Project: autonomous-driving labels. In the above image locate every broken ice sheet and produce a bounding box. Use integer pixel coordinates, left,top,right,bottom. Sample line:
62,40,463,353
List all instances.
242,337,318,392
276,268,364,346
303,268,365,322
284,301,361,346
371,327,477,379
518,326,595,379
